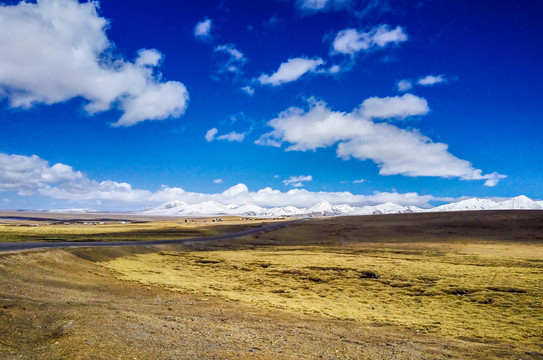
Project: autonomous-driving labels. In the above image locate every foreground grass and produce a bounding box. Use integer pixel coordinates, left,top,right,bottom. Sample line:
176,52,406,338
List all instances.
0,218,272,242
103,245,543,342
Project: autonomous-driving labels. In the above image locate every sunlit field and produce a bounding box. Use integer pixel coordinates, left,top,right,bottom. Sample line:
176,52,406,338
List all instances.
104,244,542,342
0,215,275,242
2,211,543,359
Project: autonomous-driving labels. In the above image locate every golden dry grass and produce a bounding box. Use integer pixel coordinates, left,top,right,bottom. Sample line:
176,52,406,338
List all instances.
102,244,543,343
0,217,275,242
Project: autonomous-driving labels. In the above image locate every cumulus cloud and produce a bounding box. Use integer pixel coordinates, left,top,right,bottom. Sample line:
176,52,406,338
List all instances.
396,79,413,92
418,74,447,86
0,0,188,126
0,153,151,202
256,97,505,185
0,153,444,209
258,57,324,86
331,25,407,56
283,175,313,187
194,18,212,39
0,153,83,194
214,44,247,74
358,94,429,120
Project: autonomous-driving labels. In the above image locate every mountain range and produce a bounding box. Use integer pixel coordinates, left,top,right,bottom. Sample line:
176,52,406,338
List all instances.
140,195,543,218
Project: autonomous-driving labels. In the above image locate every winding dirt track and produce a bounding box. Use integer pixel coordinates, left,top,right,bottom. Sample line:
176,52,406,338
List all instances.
0,219,300,252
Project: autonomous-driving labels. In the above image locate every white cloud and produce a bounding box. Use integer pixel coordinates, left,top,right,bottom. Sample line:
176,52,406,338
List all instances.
194,18,212,39
0,153,83,194
396,79,413,92
256,97,505,185
296,0,351,12
0,153,151,202
299,0,329,10
327,65,343,74
214,44,247,74
396,74,449,92
217,131,245,142
241,85,255,96
258,57,324,86
115,81,190,127
418,74,447,86
205,128,218,142
331,25,407,56
206,128,246,142
222,183,249,197
283,175,313,187
0,153,444,209
213,178,224,184
0,0,188,126
353,179,366,183
358,93,429,120
482,172,507,187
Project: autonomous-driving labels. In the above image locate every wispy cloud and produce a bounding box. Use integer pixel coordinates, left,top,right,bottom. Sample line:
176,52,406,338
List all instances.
396,79,413,92
241,85,255,96
331,25,407,56
205,128,218,142
205,128,246,142
217,131,245,142
194,18,212,39
283,175,313,187
396,74,449,92
418,74,447,86
214,44,247,74
258,57,324,86
296,0,352,13
213,178,224,184
353,179,366,183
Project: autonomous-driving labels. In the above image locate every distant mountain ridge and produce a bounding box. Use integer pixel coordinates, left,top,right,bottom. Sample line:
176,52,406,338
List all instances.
140,195,543,218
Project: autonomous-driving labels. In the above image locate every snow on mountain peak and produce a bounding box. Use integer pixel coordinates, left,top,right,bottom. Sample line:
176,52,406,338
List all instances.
308,201,334,212
140,195,541,217
493,195,541,209
429,198,498,212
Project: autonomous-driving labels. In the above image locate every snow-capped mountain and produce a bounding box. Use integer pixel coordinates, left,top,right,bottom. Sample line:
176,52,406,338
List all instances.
306,201,354,216
428,196,542,212
428,198,499,212
137,195,542,218
144,200,235,216
47,208,98,213
492,195,541,210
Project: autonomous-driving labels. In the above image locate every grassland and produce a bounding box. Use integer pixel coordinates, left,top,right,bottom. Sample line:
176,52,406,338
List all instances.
1,211,542,359
104,246,542,342
0,214,275,242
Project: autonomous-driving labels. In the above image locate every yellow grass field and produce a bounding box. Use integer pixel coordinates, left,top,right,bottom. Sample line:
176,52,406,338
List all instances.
2,211,543,359
103,245,543,342
0,216,275,242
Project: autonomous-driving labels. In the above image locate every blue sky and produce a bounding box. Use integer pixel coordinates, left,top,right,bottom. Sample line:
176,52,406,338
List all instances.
0,0,542,210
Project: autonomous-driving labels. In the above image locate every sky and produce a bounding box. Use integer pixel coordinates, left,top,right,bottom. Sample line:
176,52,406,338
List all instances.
0,0,542,211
